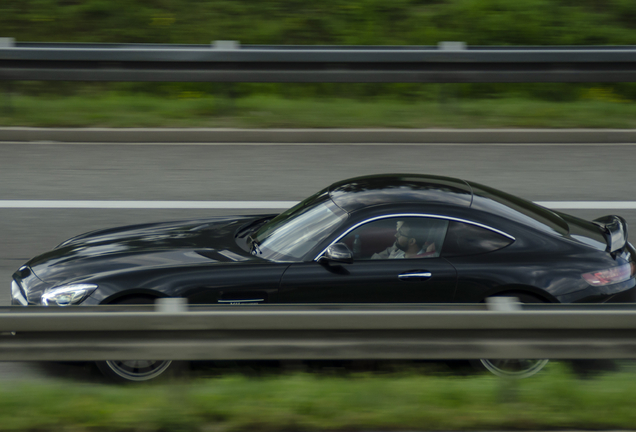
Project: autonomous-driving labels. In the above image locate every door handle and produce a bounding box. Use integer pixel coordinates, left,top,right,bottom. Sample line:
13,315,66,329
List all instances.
398,272,432,281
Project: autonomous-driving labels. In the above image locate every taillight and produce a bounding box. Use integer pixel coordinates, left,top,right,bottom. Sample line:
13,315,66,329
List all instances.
582,263,633,286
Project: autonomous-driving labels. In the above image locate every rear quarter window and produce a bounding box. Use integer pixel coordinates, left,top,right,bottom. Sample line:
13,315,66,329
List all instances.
442,221,513,257
469,182,569,237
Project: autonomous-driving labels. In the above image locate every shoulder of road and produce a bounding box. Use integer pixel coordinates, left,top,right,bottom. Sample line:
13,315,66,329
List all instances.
1,127,636,144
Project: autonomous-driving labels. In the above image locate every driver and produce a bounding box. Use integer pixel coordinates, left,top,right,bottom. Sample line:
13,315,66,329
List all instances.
371,220,437,259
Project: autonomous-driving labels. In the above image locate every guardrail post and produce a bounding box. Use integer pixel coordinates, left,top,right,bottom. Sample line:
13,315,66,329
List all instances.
1,82,12,115
212,40,239,50
497,376,520,403
0,38,15,114
437,42,465,111
155,297,188,313
212,41,240,113
486,296,522,311
213,83,237,114
487,296,522,402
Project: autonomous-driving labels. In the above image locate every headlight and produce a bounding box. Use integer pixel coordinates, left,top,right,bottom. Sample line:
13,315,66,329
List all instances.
41,284,98,306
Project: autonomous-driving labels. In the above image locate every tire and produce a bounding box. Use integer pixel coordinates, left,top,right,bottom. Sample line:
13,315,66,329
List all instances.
474,292,549,379
475,358,550,379
95,296,188,383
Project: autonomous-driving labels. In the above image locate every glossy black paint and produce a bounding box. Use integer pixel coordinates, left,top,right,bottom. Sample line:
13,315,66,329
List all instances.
328,175,473,212
12,174,636,308
279,258,457,303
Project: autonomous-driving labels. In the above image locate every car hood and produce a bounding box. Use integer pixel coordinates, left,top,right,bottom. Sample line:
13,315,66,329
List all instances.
27,215,274,285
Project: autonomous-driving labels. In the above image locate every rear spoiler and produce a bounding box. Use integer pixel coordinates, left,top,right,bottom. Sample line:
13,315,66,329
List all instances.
592,215,628,253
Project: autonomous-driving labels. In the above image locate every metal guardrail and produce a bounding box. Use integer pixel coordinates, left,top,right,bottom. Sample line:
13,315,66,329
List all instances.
2,303,636,361
1,40,636,82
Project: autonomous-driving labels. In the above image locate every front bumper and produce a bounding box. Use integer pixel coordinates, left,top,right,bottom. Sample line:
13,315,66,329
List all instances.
11,265,54,306
10,280,27,306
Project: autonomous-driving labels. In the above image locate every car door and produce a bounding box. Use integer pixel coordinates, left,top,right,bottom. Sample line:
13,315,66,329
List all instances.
278,215,458,303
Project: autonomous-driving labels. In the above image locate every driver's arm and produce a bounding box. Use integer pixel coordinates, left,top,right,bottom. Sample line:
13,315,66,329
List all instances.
371,244,397,260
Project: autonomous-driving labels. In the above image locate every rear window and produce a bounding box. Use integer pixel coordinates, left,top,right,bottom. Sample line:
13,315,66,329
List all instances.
442,221,513,257
469,182,569,237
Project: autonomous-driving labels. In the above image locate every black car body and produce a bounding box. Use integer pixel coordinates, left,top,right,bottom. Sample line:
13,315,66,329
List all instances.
11,174,636,380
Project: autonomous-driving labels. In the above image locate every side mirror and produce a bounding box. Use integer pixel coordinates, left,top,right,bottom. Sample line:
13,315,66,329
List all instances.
321,243,354,264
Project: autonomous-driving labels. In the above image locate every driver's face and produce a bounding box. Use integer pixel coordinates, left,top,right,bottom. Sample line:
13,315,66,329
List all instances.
395,221,410,249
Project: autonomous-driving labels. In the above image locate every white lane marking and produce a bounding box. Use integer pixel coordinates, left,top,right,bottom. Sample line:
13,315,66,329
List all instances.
536,201,636,209
0,200,635,210
0,201,298,209
5,142,636,146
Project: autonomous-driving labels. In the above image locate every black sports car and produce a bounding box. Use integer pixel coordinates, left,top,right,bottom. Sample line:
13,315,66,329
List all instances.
11,174,636,381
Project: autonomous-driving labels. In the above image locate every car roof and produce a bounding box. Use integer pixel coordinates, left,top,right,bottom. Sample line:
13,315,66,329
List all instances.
327,174,473,212
326,174,570,237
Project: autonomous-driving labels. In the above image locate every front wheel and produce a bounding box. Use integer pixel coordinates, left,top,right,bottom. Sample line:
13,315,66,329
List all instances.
96,296,187,382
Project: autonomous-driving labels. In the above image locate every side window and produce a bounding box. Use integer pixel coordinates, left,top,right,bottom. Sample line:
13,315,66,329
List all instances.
341,217,449,260
442,221,513,257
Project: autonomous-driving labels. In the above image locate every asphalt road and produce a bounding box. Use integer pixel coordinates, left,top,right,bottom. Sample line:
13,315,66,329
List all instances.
1,141,635,380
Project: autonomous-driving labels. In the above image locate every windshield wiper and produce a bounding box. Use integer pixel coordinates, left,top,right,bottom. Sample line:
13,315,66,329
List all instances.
236,217,271,239
247,235,262,255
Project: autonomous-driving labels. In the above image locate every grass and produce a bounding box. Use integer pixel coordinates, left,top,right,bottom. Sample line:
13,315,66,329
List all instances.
6,0,636,104
1,363,636,431
2,93,636,129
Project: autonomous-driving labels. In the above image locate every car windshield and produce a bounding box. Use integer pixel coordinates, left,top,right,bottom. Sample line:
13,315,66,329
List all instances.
252,189,348,261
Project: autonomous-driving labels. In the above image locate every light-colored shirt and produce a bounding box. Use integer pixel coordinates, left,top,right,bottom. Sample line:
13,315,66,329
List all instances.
371,243,437,260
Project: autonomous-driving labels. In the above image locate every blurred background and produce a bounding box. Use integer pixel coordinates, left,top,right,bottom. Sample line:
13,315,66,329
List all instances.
2,0,636,128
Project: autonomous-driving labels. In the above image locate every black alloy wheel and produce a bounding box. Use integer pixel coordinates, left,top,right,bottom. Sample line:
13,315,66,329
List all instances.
95,296,187,382
474,293,549,378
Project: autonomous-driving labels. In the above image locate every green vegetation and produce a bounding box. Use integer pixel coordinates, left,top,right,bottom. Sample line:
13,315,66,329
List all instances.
3,0,636,107
1,0,635,128
4,0,636,47
2,92,636,128
2,364,636,431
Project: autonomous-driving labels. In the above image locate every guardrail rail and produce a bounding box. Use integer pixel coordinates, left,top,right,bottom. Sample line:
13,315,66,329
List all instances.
2,40,636,83
1,303,636,361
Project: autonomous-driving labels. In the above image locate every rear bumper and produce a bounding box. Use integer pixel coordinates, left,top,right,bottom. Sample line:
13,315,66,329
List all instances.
569,285,636,304
604,285,636,303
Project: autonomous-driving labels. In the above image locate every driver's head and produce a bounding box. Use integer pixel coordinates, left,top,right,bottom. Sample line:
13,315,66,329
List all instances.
395,220,428,251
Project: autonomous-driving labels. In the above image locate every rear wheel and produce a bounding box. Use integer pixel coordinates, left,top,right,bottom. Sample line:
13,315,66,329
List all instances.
95,296,187,382
476,292,549,378
477,358,550,378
